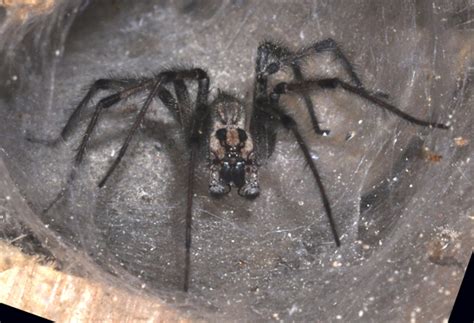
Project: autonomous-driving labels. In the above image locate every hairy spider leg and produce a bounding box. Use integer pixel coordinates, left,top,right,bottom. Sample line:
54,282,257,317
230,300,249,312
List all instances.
28,71,208,289
292,38,363,87
251,45,341,246
45,78,184,206
265,76,450,245
172,79,193,128
251,45,282,163
157,69,210,292
97,69,210,188
97,68,210,292
97,80,164,187
272,78,450,129
256,39,368,136
291,38,366,135
290,64,331,135
25,78,147,146
175,71,210,293
266,95,341,247
183,96,210,292
251,40,363,246
42,81,155,214
61,78,147,141
45,68,210,292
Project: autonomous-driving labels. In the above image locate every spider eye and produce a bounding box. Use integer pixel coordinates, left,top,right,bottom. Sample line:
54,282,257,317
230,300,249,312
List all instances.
215,129,227,141
266,63,279,74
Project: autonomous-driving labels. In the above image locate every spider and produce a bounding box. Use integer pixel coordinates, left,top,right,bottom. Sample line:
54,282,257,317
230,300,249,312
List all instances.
36,38,449,292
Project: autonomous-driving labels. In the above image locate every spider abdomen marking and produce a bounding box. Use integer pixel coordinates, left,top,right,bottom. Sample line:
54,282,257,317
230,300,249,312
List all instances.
208,93,260,197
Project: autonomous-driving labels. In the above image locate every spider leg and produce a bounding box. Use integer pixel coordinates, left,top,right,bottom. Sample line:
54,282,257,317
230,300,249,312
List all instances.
42,67,208,291
291,38,363,87
251,43,287,163
61,78,147,141
253,43,341,244
85,68,209,292
184,110,208,292
97,80,164,187
168,69,209,292
272,78,450,129
42,81,154,213
290,38,370,135
291,63,331,136
263,100,341,246
177,73,210,292
256,39,370,137
27,78,146,145
155,84,195,131
249,102,278,165
97,68,209,187
151,80,192,128
173,79,193,128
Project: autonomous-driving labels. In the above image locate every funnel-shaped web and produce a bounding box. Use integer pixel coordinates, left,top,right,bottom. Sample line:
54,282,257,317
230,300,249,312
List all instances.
0,1,472,321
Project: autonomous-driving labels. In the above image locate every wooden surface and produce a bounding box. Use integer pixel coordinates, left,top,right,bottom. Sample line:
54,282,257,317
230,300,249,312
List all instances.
0,243,188,322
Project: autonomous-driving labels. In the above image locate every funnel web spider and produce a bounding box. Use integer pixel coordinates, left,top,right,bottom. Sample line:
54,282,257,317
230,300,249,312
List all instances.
35,38,449,291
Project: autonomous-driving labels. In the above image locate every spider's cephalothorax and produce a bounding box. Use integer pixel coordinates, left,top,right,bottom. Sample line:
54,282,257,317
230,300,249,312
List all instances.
33,38,449,291
209,93,259,197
